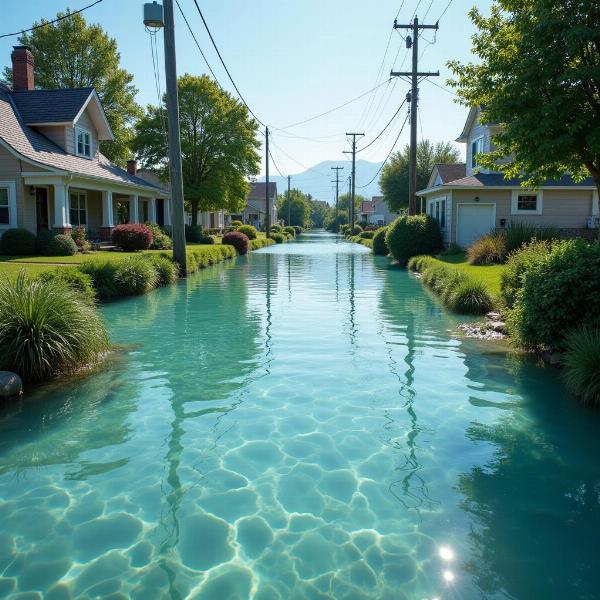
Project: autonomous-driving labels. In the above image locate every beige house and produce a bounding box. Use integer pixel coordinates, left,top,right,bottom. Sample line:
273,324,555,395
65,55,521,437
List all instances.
417,107,599,247
229,182,278,230
0,46,170,241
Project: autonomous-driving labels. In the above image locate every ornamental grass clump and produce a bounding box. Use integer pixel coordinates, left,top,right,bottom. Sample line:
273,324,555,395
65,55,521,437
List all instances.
504,221,559,254
146,254,179,286
222,231,250,255
372,227,389,256
114,256,158,296
467,232,507,265
562,326,600,407
237,225,258,240
37,268,96,303
0,272,109,382
79,259,119,299
112,224,153,251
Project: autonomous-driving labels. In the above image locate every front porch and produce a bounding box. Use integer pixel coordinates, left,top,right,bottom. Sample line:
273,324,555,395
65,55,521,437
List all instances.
23,175,171,241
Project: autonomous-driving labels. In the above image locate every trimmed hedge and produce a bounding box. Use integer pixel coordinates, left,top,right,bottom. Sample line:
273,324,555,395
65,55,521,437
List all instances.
1,228,36,255
372,227,389,256
187,245,236,273
249,237,275,250
36,229,57,255
386,215,442,266
272,233,285,244
222,231,250,255
46,234,78,256
112,224,153,251
230,220,243,229
237,224,258,240
359,230,375,239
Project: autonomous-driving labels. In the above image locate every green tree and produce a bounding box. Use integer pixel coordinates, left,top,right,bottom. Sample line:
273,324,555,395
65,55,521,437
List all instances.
337,192,367,217
277,189,312,227
4,11,141,165
447,1,600,197
133,74,260,226
309,199,329,228
380,140,461,212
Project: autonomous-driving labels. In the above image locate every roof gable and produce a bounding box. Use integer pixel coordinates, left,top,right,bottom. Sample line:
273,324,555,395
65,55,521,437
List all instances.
249,182,277,199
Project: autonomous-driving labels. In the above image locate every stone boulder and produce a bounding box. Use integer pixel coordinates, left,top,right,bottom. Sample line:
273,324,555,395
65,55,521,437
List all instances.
0,372,23,400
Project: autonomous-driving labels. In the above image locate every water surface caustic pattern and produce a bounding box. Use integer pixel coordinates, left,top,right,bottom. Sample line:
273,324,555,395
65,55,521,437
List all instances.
1,231,599,599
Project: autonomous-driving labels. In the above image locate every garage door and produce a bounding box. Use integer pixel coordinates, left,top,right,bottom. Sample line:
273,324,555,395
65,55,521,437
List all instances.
456,204,495,248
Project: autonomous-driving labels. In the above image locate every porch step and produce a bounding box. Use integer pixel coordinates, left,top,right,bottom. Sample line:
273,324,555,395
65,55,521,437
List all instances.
91,242,117,251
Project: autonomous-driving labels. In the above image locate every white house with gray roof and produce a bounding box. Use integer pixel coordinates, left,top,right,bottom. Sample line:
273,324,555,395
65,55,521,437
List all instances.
418,106,599,247
0,46,170,240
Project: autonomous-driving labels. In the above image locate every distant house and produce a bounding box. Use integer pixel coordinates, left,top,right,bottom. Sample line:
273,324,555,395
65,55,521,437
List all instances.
417,106,599,247
0,46,169,240
359,196,398,227
228,182,278,230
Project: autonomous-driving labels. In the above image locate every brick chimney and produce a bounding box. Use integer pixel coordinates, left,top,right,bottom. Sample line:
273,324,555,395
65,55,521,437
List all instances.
11,46,34,91
127,159,137,175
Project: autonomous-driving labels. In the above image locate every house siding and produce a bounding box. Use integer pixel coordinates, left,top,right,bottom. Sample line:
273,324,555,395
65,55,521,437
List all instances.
0,146,33,232
466,114,493,176
69,108,99,158
36,125,67,151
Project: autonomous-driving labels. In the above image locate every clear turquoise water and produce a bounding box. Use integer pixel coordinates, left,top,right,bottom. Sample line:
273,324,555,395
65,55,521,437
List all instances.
1,231,599,600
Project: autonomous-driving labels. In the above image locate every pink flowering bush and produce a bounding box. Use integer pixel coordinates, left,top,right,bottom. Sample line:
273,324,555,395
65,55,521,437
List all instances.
112,224,153,251
222,231,249,255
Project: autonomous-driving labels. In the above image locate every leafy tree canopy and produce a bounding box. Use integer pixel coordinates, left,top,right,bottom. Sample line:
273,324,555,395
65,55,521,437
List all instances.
4,11,141,165
448,0,600,192
337,192,367,216
380,140,461,212
277,189,312,227
309,199,330,228
133,74,260,225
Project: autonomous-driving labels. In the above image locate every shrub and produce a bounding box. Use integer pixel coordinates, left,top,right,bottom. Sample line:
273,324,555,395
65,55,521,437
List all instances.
231,220,243,229
407,255,436,273
270,224,283,233
467,232,507,265
293,226,303,235
349,225,363,236
359,230,375,239
198,234,215,245
222,231,250,255
506,239,600,350
441,243,464,256
185,224,203,243
372,227,389,256
504,221,559,254
145,223,172,250
37,268,96,303
186,245,236,273
146,254,179,286
500,240,551,308
249,237,275,250
79,260,120,299
114,256,158,296
447,280,493,314
1,228,36,255
385,215,442,266
562,326,600,406
237,224,258,240
272,233,285,243
112,224,153,251
340,224,350,234
36,229,57,255
0,272,109,382
71,226,91,252
46,234,78,256
283,226,296,237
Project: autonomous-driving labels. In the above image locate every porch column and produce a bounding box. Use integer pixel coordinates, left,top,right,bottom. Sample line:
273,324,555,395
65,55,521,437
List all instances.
130,194,139,224
101,190,114,240
164,199,172,226
53,182,71,233
148,197,157,223
592,191,599,216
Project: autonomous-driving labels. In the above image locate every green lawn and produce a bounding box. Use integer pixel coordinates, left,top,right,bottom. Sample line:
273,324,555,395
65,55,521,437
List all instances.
431,252,505,297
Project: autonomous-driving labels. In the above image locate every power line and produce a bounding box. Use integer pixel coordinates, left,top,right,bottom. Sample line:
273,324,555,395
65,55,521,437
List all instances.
357,97,407,153
269,138,330,177
190,0,265,126
437,0,454,22
175,0,221,84
0,0,104,38
358,112,410,189
423,77,457,95
422,0,436,21
268,147,285,177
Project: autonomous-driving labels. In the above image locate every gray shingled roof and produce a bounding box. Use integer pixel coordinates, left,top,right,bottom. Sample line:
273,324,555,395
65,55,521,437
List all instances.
249,182,277,199
445,172,596,187
0,87,162,192
436,163,466,183
10,88,94,124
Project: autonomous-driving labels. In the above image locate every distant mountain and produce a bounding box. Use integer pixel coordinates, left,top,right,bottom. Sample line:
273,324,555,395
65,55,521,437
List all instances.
258,159,383,203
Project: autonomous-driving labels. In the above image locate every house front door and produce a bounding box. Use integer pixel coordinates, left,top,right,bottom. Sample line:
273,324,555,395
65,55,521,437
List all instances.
35,188,49,232
210,212,216,228
156,199,165,226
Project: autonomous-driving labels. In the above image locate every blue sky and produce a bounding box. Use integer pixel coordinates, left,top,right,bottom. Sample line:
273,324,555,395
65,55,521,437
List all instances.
1,0,492,197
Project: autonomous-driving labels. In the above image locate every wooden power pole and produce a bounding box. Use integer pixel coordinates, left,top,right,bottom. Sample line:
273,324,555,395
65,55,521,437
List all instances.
287,175,291,226
391,16,439,215
162,0,187,274
343,133,364,228
331,166,344,226
265,126,271,237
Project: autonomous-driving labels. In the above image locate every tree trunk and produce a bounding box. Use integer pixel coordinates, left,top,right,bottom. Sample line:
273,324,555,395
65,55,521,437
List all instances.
190,199,199,227
585,161,600,240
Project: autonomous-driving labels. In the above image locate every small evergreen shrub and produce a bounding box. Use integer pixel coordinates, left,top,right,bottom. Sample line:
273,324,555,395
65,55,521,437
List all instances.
46,234,78,256
237,224,258,240
231,220,243,229
270,224,283,233
272,233,285,243
283,226,296,237
36,229,58,255
500,240,551,308
1,228,36,255
562,326,600,406
372,227,389,256
79,260,120,299
198,234,215,244
185,224,203,243
37,268,96,303
112,224,153,251
147,254,179,286
359,230,375,239
114,256,158,296
385,215,442,266
145,223,172,250
0,272,109,382
222,231,250,255
467,232,507,265
293,226,302,235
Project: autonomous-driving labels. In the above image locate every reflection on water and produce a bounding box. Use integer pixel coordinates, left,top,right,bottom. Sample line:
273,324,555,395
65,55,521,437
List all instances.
0,230,598,599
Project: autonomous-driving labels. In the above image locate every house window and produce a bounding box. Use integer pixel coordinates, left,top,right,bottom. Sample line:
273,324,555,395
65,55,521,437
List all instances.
76,127,92,158
0,188,8,225
69,191,87,226
440,199,446,228
517,195,538,211
471,136,484,168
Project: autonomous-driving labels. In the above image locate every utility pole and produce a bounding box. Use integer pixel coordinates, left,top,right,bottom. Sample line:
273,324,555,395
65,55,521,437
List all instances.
391,16,439,215
331,166,344,227
343,133,364,228
347,175,352,222
265,126,271,237
162,0,187,274
287,175,291,226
